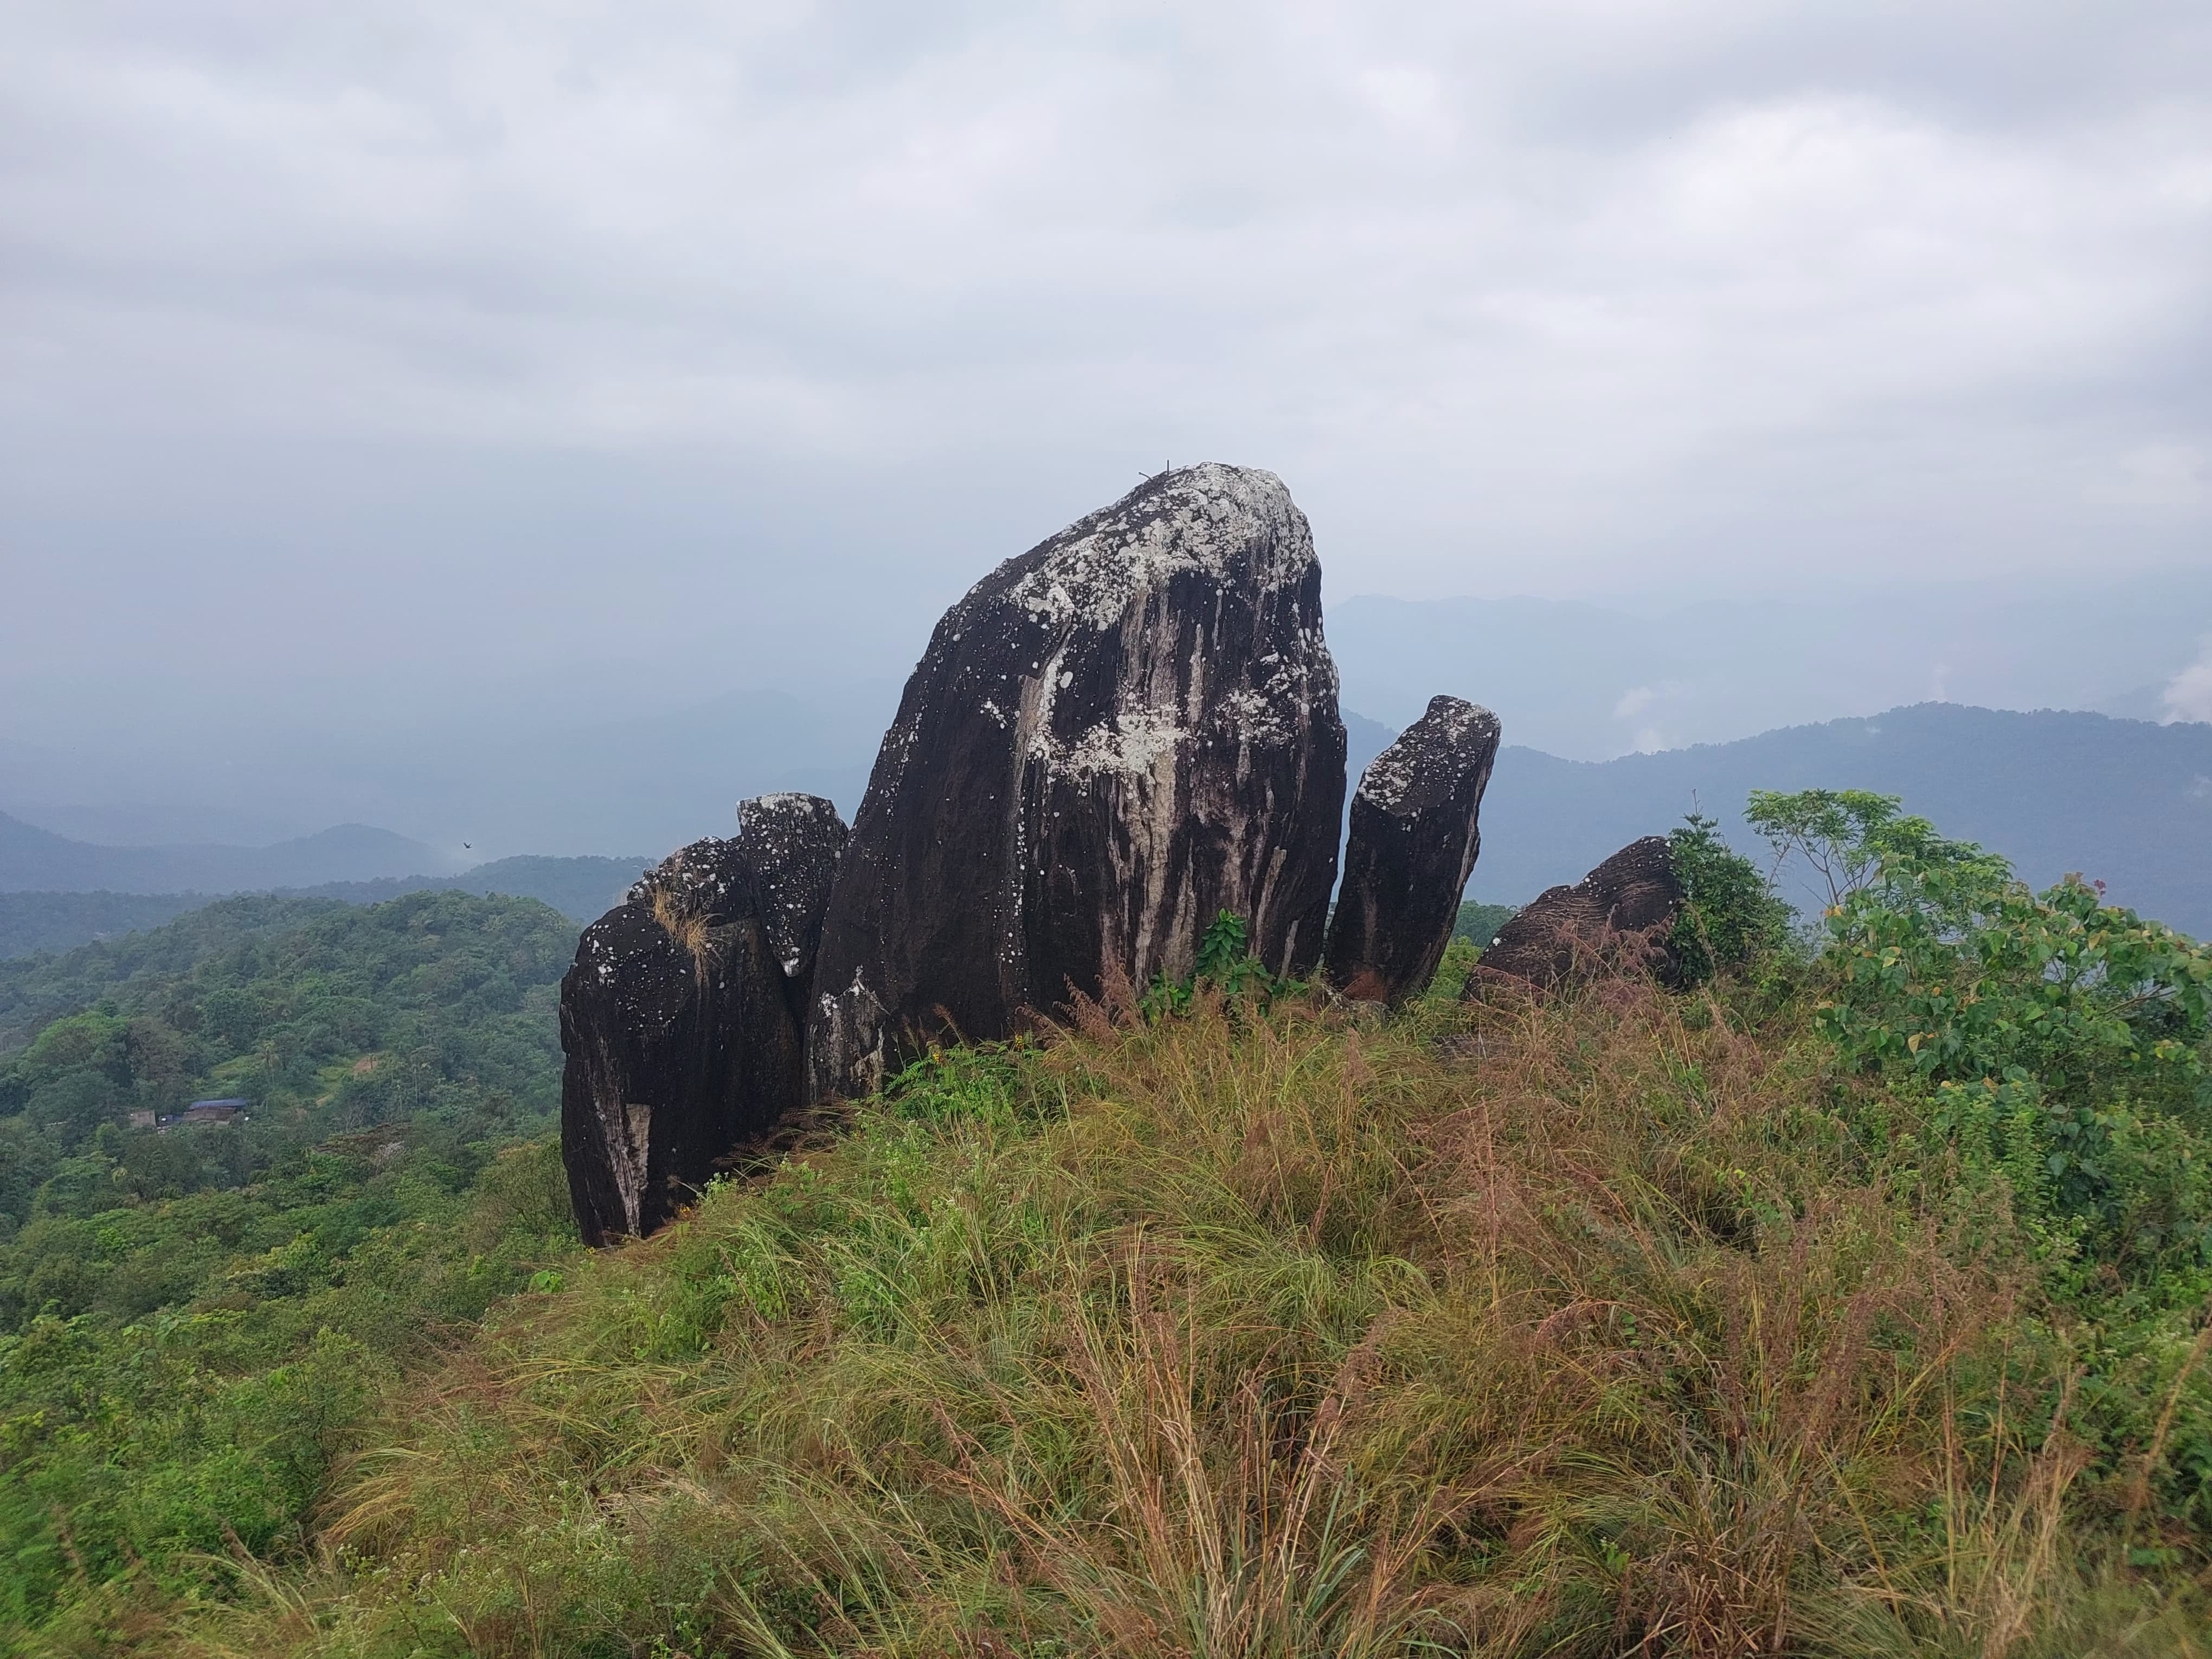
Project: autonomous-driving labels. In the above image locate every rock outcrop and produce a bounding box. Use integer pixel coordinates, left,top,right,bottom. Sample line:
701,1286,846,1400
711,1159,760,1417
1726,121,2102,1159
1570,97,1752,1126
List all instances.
809,462,1347,1100
1323,695,1500,1003
560,795,847,1244
737,792,849,1001
1467,835,1683,994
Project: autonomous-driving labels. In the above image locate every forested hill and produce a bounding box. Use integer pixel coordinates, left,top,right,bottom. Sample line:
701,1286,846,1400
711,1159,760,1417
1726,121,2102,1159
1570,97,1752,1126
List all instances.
1465,703,2212,933
0,891,575,1200
0,890,582,1633
0,895,348,1049
0,855,651,960
0,891,214,961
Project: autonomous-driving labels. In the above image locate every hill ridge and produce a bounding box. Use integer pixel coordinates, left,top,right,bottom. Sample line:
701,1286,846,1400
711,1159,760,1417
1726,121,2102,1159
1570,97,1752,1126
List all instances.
1456,700,2212,933
0,810,459,895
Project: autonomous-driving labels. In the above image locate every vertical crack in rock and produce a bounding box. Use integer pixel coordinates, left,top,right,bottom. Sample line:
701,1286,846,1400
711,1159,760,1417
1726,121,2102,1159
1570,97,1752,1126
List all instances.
1324,695,1501,1004
560,796,847,1245
1468,835,1685,994
808,462,1347,1101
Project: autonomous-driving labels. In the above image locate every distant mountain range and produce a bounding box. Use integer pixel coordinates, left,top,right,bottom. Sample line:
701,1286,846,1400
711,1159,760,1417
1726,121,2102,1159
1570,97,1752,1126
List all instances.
288,855,650,923
0,681,895,861
1457,704,2212,937
1327,574,2212,761
0,813,459,895
13,575,2210,857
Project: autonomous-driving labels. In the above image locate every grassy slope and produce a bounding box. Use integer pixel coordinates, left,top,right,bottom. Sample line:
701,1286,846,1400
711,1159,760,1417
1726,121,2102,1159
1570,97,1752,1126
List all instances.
158,985,2207,1659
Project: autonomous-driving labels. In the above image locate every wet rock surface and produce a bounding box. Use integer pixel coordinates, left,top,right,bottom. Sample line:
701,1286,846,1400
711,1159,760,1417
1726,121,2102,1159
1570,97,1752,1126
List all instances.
561,795,847,1245
1324,695,1501,1004
809,462,1347,1100
1467,835,1683,994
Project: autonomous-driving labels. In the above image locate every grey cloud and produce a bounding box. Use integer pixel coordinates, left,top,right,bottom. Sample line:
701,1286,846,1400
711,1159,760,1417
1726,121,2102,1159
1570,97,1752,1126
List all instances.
2,0,2209,768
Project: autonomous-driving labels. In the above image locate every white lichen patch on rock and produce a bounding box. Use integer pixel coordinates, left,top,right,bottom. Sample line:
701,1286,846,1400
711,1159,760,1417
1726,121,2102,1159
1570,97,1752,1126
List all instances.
1356,746,1420,814
628,837,749,922
734,793,848,985
1033,709,1187,781
1001,464,1313,634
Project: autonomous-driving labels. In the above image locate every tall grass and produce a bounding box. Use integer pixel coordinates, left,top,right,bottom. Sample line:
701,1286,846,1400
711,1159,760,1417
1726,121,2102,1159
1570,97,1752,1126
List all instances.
176,982,2205,1658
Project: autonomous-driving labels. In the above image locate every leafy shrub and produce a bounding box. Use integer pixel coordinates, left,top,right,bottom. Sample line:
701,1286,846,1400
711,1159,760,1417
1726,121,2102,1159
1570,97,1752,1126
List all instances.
1745,786,1934,910
1748,788,2212,1538
1667,812,1795,984
1795,794,2212,1266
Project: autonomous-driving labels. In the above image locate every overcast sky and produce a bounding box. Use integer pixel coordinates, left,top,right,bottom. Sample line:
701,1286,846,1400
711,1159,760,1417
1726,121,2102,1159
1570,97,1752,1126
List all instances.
4,0,2210,748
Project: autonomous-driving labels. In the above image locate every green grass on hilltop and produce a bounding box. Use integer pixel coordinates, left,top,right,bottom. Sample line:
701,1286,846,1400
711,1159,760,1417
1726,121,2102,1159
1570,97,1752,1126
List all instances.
151,979,2207,1658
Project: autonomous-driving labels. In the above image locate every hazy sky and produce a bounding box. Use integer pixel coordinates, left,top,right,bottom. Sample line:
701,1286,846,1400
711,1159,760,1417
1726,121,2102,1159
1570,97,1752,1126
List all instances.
5,0,2210,746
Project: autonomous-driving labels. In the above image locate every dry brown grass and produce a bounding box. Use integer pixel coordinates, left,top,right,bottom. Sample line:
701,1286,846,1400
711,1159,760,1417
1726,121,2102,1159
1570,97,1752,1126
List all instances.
647,883,717,978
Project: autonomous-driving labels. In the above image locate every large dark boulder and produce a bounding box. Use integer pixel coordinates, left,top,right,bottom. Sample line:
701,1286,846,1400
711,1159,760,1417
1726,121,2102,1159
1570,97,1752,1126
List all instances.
560,795,846,1244
1324,695,1500,1003
809,462,1347,1099
1468,835,1683,994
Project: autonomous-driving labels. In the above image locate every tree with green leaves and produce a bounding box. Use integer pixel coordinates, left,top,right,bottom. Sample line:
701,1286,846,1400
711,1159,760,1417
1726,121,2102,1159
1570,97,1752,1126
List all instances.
1742,787,2011,914
1666,813,1795,984
1749,787,2212,1273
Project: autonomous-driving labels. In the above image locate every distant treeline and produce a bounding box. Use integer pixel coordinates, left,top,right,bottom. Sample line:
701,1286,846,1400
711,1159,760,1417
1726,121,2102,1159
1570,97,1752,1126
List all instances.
1453,899,1517,947
0,891,210,960
283,853,649,922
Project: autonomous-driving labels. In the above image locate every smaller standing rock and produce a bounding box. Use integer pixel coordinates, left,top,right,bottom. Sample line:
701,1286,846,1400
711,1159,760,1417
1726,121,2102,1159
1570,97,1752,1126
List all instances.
559,795,848,1246
1468,835,1683,993
1323,695,1501,1004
